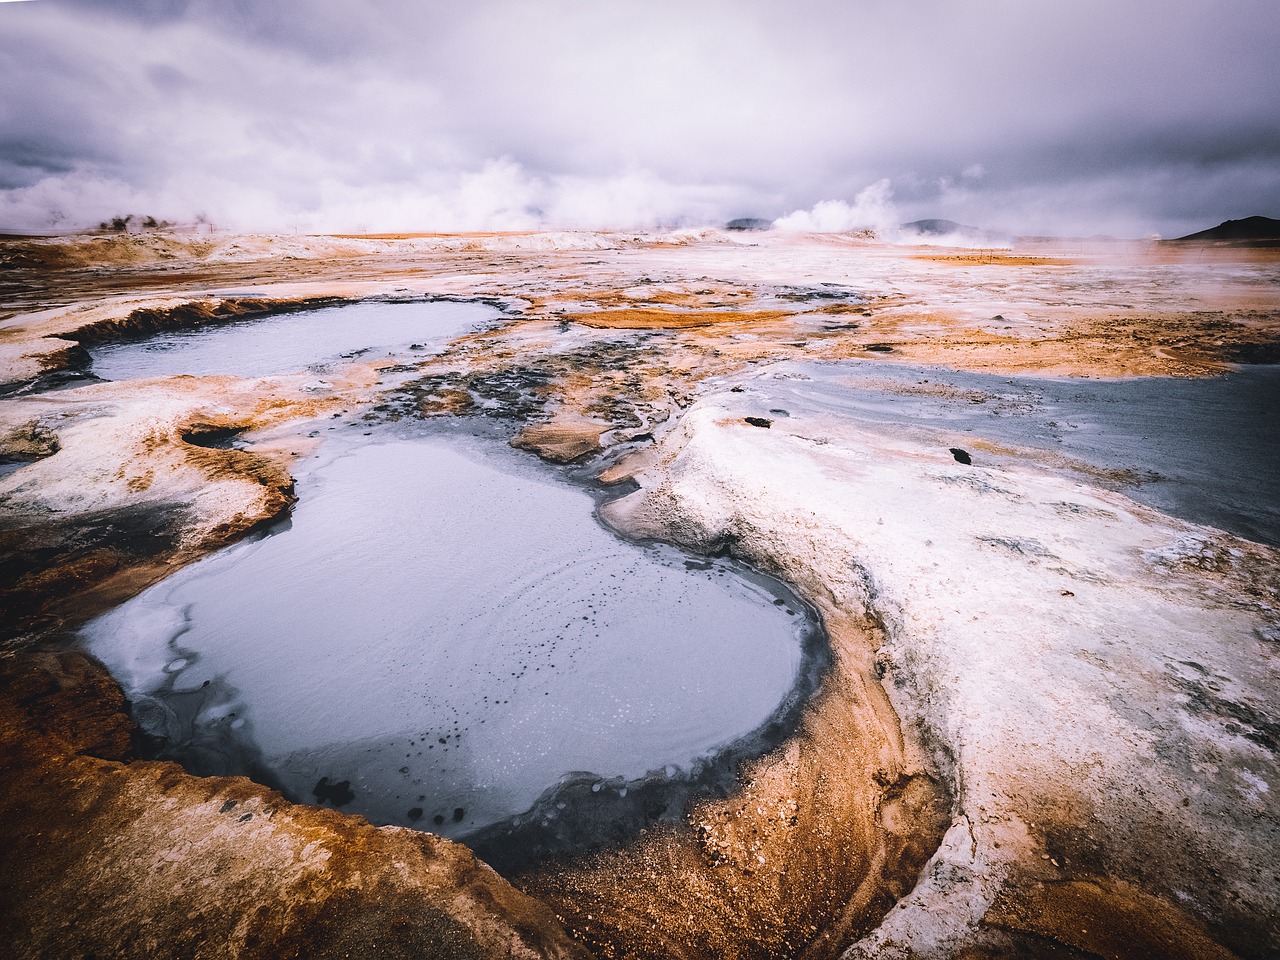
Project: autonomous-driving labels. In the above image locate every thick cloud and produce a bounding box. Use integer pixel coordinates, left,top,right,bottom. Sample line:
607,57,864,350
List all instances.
1,0,1277,235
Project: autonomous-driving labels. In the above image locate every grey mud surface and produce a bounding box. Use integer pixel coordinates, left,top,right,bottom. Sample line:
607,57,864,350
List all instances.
763,360,1280,546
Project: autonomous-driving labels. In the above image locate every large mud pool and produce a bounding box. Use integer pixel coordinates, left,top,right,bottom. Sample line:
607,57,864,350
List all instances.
80,427,823,858
86,298,498,380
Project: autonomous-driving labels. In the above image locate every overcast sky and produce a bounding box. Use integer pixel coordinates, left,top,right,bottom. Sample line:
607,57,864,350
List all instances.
1,0,1277,236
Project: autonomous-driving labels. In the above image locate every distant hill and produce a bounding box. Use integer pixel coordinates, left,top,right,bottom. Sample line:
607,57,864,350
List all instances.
900,219,980,236
898,219,1009,245
725,218,773,232
1171,216,1280,242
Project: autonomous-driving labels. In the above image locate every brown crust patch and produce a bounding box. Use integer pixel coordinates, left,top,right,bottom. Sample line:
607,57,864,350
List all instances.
813,308,1280,377
570,309,791,329
984,875,1239,960
511,421,605,463
0,654,591,960
911,253,1071,266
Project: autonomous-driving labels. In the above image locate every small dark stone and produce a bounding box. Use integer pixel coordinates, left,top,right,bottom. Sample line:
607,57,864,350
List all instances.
866,344,894,353
407,807,424,822
238,813,253,823
949,447,972,465
313,776,356,806
744,417,772,428
729,386,745,393
219,799,238,814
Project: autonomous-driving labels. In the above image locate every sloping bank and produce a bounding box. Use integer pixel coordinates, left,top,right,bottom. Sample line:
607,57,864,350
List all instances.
556,388,1279,959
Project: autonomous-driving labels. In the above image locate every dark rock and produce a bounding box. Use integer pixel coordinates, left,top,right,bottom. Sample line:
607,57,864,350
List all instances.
950,448,972,465
744,417,772,428
313,777,355,806
725,218,773,232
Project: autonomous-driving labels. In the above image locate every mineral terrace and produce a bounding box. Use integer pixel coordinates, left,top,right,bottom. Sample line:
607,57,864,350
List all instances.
1,229,1277,959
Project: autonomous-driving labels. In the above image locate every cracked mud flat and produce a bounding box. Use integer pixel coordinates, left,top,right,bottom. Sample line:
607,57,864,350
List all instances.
1,229,1278,959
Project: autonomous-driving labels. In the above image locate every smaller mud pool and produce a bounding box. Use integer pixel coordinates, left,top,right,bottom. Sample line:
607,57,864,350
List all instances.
82,428,819,851
86,299,497,380
764,361,1280,546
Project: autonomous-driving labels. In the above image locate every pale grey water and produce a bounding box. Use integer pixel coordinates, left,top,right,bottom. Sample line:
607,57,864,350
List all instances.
759,361,1280,546
87,299,497,380
81,429,813,840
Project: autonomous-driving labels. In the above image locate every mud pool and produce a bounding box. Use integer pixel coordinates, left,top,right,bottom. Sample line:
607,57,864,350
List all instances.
80,427,820,849
86,298,498,380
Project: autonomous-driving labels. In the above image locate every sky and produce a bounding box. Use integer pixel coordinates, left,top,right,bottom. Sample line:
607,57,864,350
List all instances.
1,0,1278,236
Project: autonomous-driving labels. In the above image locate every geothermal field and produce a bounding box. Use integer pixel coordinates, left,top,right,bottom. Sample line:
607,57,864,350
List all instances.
1,228,1278,959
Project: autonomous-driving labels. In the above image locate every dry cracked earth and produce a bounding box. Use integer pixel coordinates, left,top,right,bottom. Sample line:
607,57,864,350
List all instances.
1,229,1278,959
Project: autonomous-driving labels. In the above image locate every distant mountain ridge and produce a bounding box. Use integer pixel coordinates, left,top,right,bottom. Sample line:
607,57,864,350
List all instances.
1172,216,1280,242
899,219,1009,245
900,219,980,236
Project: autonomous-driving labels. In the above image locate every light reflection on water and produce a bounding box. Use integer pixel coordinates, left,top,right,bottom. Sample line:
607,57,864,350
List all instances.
87,299,497,380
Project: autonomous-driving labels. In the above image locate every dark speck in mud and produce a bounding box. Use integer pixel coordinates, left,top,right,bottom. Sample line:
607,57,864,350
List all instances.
950,447,973,465
407,807,423,822
866,344,894,353
730,386,745,393
744,417,772,428
453,807,466,822
313,776,355,806
433,814,445,826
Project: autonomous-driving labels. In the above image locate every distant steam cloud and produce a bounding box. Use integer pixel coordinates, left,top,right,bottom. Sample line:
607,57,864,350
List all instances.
773,180,898,235
0,158,748,234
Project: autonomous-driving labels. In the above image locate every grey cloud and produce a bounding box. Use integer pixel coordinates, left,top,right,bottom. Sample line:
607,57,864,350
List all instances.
2,0,1277,234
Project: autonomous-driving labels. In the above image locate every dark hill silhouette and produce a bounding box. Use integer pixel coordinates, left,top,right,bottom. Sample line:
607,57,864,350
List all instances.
1172,216,1280,242
899,219,1009,245
901,219,979,235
